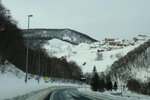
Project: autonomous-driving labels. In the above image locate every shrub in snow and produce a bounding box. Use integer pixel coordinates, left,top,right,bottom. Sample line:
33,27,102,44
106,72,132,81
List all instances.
110,54,113,59
95,50,103,61
0,65,6,73
115,52,122,59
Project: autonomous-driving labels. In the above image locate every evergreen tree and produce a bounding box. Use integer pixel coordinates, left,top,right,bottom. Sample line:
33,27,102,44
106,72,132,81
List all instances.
91,66,100,91
114,81,118,91
109,80,113,91
99,78,105,92
127,79,141,93
106,76,112,91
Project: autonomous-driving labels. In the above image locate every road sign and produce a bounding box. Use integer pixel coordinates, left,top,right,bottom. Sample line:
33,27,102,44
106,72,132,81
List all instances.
80,77,86,82
45,77,49,83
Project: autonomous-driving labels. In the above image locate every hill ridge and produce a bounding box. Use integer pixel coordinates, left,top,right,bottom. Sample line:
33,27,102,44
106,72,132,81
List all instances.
23,28,97,45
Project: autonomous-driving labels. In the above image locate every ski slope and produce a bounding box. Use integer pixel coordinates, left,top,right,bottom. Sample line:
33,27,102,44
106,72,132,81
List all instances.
43,36,148,73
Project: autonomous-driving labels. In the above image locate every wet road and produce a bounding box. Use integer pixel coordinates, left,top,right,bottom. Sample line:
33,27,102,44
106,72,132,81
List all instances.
48,89,96,100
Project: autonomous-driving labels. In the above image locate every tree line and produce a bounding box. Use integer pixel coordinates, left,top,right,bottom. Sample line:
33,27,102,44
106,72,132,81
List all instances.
90,66,118,92
27,48,82,80
0,1,82,80
127,79,150,95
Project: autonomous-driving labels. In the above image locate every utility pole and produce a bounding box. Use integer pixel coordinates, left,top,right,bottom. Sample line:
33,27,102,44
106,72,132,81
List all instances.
25,15,33,83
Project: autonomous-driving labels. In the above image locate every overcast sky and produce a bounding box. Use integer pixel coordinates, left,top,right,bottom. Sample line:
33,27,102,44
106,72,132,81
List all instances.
2,0,150,40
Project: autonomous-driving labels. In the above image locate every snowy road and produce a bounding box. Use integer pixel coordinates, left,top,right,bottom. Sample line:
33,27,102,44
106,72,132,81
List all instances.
7,87,150,100
47,89,97,100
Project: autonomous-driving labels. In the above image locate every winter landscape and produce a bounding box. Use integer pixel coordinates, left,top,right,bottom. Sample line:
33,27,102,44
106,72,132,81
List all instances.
1,0,150,100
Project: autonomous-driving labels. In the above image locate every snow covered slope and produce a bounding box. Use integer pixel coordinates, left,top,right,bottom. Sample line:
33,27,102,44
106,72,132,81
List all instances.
108,39,150,82
0,62,79,100
43,34,150,73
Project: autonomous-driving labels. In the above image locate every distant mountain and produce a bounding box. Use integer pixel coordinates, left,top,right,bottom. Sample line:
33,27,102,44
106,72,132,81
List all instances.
22,28,97,46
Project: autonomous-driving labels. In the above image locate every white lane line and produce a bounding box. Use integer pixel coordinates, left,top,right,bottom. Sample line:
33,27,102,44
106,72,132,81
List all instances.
63,89,76,100
49,91,57,100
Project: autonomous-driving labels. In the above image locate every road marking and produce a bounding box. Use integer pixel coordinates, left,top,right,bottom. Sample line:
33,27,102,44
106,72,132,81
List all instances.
49,91,57,100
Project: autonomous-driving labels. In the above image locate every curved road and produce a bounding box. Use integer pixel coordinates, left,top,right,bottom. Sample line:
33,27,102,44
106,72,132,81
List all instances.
47,89,97,100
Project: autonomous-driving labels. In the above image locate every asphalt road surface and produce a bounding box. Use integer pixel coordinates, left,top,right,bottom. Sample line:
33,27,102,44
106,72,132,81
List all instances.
47,89,96,100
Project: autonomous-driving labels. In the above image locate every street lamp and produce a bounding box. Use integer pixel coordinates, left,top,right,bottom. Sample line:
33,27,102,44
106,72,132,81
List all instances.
25,15,33,83
147,66,150,95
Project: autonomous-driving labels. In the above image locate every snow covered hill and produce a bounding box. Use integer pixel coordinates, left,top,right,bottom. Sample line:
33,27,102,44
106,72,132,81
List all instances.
43,34,150,73
108,39,150,83
0,34,150,99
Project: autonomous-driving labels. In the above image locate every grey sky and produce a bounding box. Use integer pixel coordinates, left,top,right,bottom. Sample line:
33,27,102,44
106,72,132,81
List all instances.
2,0,150,40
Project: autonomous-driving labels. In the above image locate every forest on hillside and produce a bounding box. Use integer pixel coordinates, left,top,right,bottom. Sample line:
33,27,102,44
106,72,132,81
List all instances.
107,40,150,95
108,40,150,81
0,1,82,80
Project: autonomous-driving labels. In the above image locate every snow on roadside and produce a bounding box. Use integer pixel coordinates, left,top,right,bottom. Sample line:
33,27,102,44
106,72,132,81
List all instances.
77,87,150,100
0,62,79,100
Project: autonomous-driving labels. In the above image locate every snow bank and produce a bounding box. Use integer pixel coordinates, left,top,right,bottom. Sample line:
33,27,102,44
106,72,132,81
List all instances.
0,63,79,100
77,87,150,100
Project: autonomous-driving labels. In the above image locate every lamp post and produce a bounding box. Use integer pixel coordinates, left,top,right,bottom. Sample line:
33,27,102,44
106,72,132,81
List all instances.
147,66,150,95
25,15,33,83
